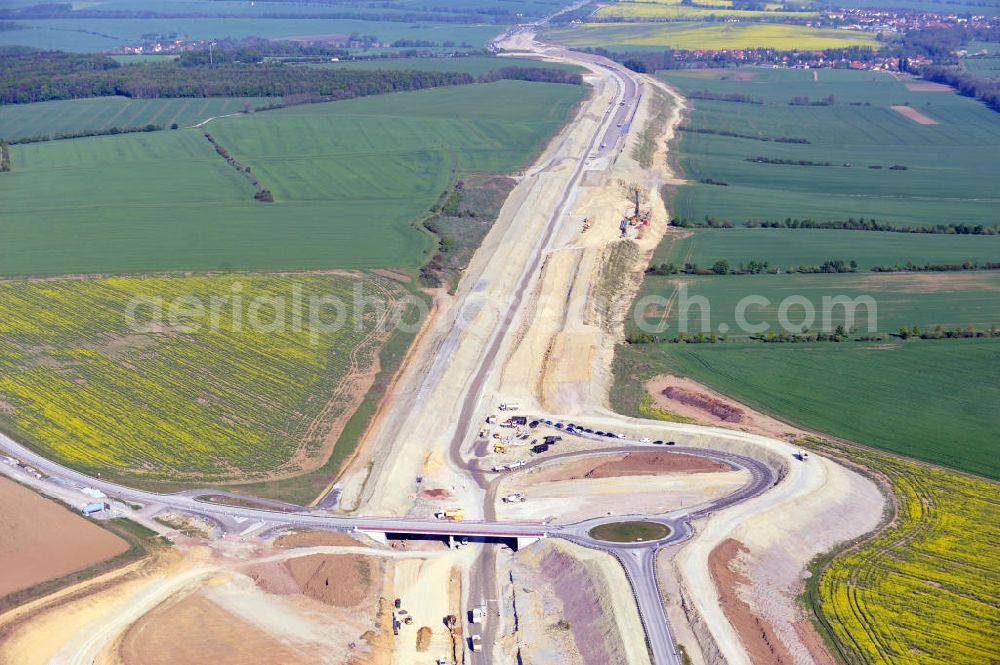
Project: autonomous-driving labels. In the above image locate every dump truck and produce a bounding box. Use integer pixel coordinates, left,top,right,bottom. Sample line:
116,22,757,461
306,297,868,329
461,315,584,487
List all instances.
486,414,498,424
434,508,465,521
470,605,486,623
470,635,482,652
798,451,810,461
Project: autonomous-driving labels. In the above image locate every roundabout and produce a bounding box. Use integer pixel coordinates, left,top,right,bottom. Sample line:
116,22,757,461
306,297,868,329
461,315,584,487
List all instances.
589,521,672,543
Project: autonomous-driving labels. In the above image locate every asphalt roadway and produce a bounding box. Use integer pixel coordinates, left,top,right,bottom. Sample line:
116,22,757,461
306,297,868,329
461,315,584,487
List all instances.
0,420,779,665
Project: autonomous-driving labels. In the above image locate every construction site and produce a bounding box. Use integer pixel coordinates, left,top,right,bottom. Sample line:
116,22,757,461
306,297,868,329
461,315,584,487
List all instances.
0,24,888,665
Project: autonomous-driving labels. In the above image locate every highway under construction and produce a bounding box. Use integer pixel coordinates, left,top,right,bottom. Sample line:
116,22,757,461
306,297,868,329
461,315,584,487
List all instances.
0,15,885,665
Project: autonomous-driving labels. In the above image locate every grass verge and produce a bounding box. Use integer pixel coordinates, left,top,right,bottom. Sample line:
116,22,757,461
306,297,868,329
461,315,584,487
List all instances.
589,521,671,542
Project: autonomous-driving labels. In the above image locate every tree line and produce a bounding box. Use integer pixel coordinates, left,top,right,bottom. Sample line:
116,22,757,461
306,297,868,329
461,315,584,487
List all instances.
898,324,999,340
917,65,999,113
0,50,478,104
678,125,810,144
670,217,1000,235
203,132,273,202
479,66,583,86
647,258,856,275
8,123,162,145
0,48,580,106
872,260,1000,272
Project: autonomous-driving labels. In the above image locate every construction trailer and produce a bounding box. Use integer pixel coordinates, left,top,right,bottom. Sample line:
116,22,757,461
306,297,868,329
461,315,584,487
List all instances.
81,502,109,515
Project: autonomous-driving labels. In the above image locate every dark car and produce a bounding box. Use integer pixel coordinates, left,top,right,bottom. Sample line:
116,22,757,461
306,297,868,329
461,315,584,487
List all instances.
653,440,664,445
529,420,539,428
603,432,615,438
595,431,605,436
584,428,594,433
666,441,676,446
544,420,553,426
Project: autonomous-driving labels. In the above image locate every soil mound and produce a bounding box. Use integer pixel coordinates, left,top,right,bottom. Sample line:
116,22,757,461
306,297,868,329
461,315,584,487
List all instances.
662,385,744,422
585,451,728,477
286,554,374,608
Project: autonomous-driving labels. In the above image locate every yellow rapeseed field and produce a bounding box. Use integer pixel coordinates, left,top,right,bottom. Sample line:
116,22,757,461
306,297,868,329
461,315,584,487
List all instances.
812,446,999,664
0,273,408,481
545,22,880,50
595,2,816,20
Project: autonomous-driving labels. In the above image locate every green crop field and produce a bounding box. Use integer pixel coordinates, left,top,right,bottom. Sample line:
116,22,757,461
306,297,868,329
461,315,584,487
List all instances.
0,80,584,277
0,18,501,52
633,271,1000,338
67,0,568,20
542,22,879,51
0,272,414,484
613,338,1000,477
964,55,1000,81
659,68,1000,228
661,69,1000,225
655,228,1000,269
0,97,274,142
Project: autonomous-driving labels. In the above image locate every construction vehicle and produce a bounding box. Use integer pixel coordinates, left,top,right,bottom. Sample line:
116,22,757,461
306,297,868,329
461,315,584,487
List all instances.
494,441,507,454
620,188,651,239
470,635,482,652
478,428,488,439
798,451,810,462
434,508,465,521
499,403,520,412
509,460,526,469
492,463,509,472
486,414,497,424
502,493,526,504
582,217,592,232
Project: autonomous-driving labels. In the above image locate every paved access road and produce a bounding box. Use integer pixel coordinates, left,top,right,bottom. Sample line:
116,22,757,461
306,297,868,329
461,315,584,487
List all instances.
1,418,780,665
